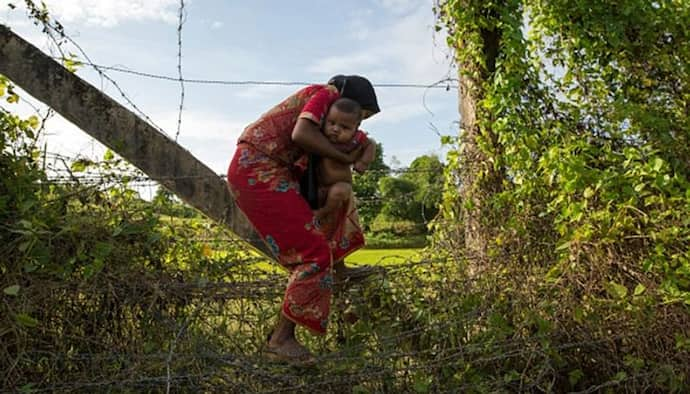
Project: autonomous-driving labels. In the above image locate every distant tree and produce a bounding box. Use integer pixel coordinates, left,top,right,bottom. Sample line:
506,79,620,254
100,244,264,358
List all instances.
373,155,444,235
353,142,389,229
400,154,444,223
378,176,418,221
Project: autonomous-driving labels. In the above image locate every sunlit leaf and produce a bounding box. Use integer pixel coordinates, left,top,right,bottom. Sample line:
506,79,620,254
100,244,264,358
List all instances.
15,313,38,327
3,285,20,296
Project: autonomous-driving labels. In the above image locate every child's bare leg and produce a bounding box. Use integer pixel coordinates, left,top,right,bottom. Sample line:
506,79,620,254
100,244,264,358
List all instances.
314,182,352,221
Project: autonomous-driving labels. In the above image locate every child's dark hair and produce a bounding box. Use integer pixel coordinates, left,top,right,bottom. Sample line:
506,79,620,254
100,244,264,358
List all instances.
331,97,362,119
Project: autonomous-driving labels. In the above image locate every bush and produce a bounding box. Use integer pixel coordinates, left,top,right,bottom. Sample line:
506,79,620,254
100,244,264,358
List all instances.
370,215,427,236
364,232,428,249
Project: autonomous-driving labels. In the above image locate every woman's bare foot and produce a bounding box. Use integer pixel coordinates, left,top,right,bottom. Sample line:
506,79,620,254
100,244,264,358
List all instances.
265,336,314,364
264,314,314,365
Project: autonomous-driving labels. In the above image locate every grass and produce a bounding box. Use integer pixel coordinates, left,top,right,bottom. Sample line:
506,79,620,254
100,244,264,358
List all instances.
346,248,423,266
211,238,423,273
234,248,424,273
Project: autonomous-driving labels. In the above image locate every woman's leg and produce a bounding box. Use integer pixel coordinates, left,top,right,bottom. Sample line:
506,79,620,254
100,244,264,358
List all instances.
228,146,335,336
269,313,296,346
266,313,313,361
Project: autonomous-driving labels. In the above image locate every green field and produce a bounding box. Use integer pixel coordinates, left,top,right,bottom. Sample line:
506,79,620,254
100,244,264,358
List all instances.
346,248,422,266
237,248,423,273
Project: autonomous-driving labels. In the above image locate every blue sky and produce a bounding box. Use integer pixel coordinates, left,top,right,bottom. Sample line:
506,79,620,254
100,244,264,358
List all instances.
1,0,459,173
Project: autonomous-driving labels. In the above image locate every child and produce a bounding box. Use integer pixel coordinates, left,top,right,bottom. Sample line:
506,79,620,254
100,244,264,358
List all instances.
314,97,376,221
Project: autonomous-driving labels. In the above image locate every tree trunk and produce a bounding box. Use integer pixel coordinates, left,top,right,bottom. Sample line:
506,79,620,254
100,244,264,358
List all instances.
456,13,504,265
0,24,271,258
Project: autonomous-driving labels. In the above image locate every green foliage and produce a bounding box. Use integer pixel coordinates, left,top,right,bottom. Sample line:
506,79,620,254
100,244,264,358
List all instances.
347,248,423,265
353,142,389,229
378,176,418,220
435,0,690,390
400,154,444,222
432,134,463,249
372,155,443,240
525,0,690,306
152,185,198,218
0,84,252,388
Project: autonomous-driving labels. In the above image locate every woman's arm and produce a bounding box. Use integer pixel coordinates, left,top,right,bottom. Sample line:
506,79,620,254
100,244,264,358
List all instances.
353,138,376,174
291,118,361,164
359,138,376,165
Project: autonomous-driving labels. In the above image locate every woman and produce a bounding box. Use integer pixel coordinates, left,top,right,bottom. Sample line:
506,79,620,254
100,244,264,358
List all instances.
226,75,380,363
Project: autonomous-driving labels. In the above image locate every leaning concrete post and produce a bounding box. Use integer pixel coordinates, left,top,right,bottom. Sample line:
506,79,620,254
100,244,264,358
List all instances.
0,24,271,257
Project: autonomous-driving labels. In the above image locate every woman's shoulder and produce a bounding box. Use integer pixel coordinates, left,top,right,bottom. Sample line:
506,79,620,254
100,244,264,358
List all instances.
294,84,337,100
298,84,340,122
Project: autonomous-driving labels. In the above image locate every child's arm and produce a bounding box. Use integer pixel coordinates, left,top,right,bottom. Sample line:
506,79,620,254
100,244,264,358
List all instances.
353,138,376,174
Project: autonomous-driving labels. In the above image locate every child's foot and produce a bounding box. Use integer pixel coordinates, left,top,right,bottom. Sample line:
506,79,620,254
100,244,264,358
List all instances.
313,208,326,223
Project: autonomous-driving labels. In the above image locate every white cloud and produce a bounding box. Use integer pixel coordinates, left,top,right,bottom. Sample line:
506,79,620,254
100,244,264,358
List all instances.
2,1,458,171
39,113,109,162
305,1,455,152
346,8,374,40
368,100,430,127
2,88,96,159
47,107,245,174
148,109,247,173
377,0,422,14
153,109,247,140
308,52,380,77
309,3,452,84
37,0,180,27
233,84,296,101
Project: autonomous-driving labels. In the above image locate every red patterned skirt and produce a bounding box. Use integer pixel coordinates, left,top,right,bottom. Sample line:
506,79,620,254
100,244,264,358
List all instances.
227,143,365,334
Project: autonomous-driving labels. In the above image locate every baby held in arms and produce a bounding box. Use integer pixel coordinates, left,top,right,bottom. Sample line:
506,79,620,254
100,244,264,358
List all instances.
314,97,376,221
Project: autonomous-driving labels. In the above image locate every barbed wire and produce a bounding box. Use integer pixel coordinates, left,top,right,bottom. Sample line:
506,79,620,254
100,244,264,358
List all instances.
41,152,445,176
12,8,459,202
31,20,171,137
40,150,447,212
11,326,653,393
51,56,460,89
35,150,455,244
174,0,186,143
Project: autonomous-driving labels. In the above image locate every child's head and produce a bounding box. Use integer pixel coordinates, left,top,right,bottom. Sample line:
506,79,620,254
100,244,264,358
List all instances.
324,98,362,144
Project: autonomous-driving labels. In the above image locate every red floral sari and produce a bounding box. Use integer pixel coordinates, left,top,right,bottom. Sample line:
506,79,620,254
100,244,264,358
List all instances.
226,85,365,334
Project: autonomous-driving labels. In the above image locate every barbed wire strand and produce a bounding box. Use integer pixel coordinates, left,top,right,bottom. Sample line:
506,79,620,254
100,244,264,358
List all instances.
51,56,460,89
174,0,185,142
37,22,171,137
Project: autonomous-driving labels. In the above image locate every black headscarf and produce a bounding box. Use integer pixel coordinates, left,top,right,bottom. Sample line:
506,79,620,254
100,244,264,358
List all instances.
328,75,380,115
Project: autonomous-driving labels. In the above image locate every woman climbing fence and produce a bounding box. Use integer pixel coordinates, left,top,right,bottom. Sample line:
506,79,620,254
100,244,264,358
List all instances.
226,74,380,363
